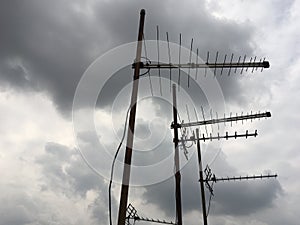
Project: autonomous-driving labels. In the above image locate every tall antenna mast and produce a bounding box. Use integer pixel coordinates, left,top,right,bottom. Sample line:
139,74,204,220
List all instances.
117,9,145,225
172,84,183,225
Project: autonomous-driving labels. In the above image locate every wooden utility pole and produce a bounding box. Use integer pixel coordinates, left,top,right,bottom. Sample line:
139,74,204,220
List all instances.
117,9,145,225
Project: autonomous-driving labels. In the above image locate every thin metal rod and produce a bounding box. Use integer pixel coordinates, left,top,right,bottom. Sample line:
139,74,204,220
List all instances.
196,129,208,225
174,111,271,128
178,33,181,89
156,25,162,96
195,48,199,80
204,174,278,182
117,9,145,225
172,84,183,225
188,38,193,87
166,32,172,92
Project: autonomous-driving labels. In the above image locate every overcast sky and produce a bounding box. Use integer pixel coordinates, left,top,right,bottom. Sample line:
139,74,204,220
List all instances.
0,0,299,225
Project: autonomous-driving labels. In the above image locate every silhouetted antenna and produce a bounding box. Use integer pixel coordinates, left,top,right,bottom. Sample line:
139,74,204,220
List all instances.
126,204,175,225
179,130,258,142
116,10,276,225
171,106,274,225
173,111,271,128
136,52,270,77
203,173,278,182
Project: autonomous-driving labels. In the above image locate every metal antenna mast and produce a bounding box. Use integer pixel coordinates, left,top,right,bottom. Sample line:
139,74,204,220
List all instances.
172,84,183,225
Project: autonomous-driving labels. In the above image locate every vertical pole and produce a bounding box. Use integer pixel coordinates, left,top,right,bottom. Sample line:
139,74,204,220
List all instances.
196,129,208,225
117,9,145,225
172,84,183,225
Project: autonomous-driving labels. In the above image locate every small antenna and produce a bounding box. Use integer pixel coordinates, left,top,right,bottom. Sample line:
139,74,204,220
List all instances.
126,204,175,225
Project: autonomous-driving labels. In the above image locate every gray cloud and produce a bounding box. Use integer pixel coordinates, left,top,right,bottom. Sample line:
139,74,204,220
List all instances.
35,142,112,224
0,0,257,117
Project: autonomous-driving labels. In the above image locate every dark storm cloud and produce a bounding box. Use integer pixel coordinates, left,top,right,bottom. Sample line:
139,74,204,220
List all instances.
0,0,105,115
0,0,256,116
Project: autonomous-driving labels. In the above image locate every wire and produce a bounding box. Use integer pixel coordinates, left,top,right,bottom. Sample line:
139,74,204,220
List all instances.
206,183,214,216
108,106,131,225
138,56,151,77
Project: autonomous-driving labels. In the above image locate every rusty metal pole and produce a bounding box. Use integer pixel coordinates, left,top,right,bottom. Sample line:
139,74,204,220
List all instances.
196,128,208,225
172,84,183,225
117,9,145,225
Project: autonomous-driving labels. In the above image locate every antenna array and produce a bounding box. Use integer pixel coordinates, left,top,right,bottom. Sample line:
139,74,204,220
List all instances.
114,9,278,225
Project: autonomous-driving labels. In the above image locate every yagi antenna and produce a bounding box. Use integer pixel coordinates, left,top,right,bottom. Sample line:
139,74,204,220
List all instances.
172,111,271,129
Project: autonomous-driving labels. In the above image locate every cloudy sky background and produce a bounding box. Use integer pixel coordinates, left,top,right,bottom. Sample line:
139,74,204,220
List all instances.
1,0,300,224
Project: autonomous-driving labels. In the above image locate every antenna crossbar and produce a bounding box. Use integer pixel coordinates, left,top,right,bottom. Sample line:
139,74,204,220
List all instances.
178,130,257,142
203,174,277,182
133,61,270,69
172,111,271,129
